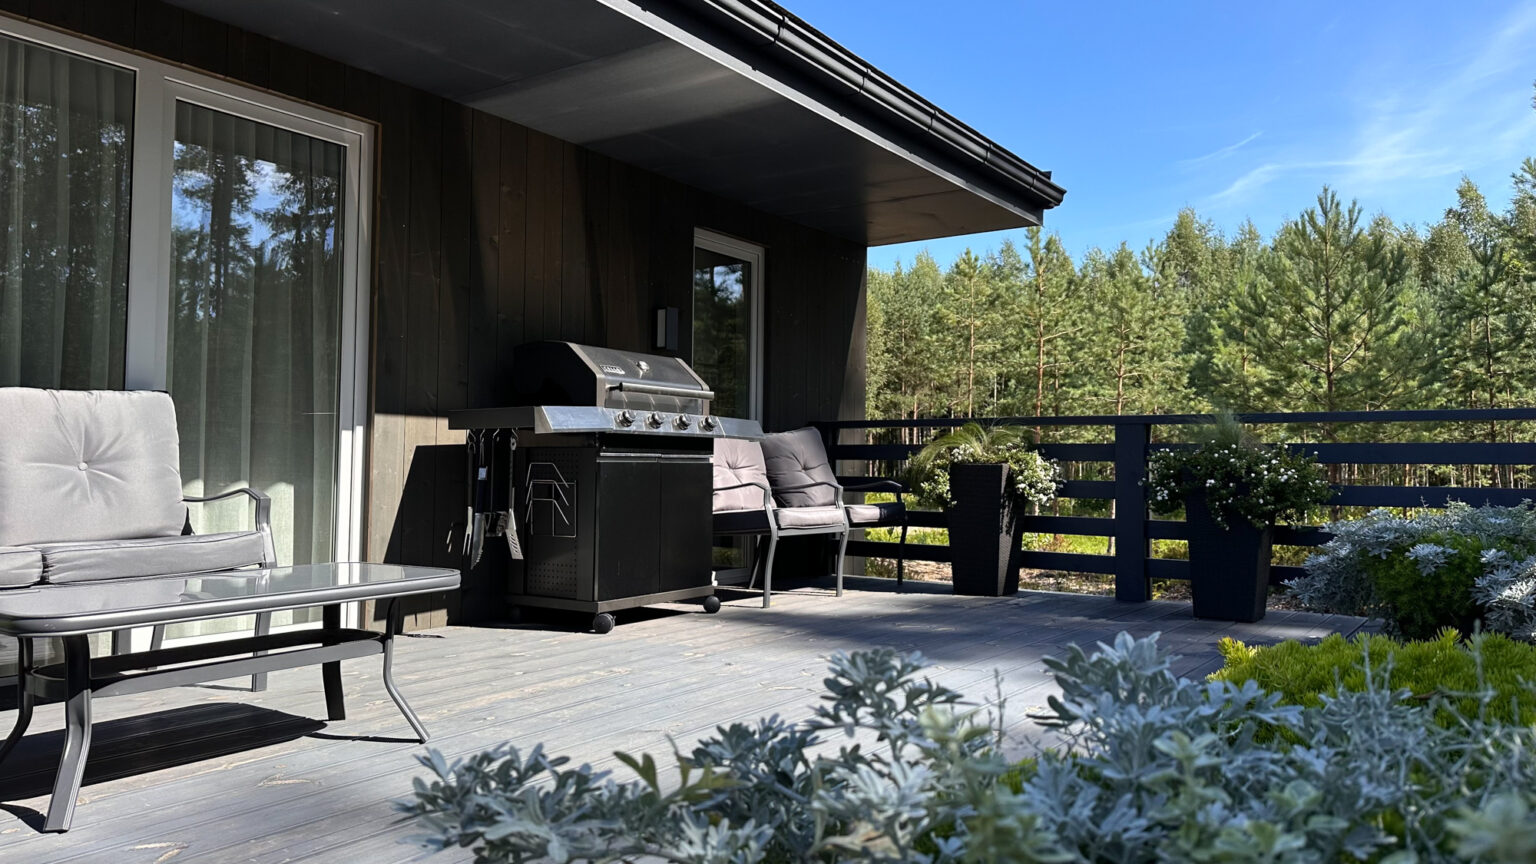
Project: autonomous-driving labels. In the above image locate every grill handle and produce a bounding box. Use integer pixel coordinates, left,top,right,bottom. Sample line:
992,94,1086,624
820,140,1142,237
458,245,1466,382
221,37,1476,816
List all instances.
606,381,715,401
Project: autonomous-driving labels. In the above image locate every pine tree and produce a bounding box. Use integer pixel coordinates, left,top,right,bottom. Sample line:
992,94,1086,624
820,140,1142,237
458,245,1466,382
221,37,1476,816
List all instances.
1221,188,1415,437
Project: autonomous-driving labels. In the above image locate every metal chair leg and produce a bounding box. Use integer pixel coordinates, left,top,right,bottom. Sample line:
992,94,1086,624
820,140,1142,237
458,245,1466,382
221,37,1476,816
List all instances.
897,522,908,592
0,638,35,768
835,530,848,597
380,599,429,743
322,604,345,722
762,533,778,609
45,635,92,833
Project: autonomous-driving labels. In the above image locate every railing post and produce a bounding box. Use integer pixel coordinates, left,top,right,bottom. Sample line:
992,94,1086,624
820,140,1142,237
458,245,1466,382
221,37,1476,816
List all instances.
1113,421,1150,602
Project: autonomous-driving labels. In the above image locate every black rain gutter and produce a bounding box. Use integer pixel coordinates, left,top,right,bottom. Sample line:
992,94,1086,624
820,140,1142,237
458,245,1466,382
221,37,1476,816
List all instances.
646,0,1066,213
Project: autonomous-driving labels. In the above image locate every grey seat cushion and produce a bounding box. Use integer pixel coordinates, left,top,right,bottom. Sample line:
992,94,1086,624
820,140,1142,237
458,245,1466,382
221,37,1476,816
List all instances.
0,546,43,588
0,388,186,546
713,438,770,513
713,506,845,534
35,531,268,584
773,506,845,531
846,501,905,526
761,428,839,507
713,508,770,534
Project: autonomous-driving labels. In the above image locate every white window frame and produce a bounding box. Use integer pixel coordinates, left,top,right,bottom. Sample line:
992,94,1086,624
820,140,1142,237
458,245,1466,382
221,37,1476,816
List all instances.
0,16,374,575
692,228,764,422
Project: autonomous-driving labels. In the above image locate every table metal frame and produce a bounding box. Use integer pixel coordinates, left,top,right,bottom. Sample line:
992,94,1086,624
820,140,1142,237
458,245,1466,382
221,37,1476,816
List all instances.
0,565,457,832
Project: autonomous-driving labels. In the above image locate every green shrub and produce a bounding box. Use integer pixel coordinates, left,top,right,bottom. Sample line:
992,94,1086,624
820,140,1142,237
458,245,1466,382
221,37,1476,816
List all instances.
1214,629,1536,726
1291,503,1536,641
1366,532,1488,639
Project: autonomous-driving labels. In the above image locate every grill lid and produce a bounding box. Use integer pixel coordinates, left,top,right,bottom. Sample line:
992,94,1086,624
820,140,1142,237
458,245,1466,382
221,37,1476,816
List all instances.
511,341,712,415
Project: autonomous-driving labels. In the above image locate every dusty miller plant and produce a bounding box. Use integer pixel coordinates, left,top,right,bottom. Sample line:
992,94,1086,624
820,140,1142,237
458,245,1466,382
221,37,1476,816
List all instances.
400,636,1536,863
1291,502,1536,640
398,648,1063,863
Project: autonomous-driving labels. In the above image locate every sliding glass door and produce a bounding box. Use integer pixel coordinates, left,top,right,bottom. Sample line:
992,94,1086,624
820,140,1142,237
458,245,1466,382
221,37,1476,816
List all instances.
0,21,371,576
170,100,346,566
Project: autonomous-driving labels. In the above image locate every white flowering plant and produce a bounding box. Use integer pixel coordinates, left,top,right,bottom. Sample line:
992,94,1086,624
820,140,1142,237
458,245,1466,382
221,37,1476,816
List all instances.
1144,416,1331,530
906,422,1059,511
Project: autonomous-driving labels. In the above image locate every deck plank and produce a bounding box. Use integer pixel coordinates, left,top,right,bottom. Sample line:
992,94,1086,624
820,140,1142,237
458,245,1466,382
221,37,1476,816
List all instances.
0,580,1362,862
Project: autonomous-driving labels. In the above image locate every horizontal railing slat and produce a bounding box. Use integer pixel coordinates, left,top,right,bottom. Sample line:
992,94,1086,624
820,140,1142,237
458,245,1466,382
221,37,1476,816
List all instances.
1270,565,1308,584
1016,550,1116,574
1331,486,1534,508
1146,558,1189,580
1145,521,1330,547
1273,525,1331,546
1296,441,1536,465
903,510,948,529
1059,480,1115,499
815,407,1536,431
829,443,922,461
1036,443,1115,461
1018,515,1114,536
845,539,950,562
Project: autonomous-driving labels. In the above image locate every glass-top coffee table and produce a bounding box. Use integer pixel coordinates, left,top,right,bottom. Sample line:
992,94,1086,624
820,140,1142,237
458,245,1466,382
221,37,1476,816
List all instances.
0,562,459,832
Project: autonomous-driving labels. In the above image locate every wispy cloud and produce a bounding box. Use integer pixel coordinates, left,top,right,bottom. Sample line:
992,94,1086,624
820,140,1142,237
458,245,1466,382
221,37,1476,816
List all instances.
1179,132,1263,168
1199,1,1536,212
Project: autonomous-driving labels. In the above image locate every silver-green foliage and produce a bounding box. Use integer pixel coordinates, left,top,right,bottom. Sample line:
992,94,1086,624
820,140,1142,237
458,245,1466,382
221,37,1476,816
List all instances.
1290,503,1536,639
400,635,1536,863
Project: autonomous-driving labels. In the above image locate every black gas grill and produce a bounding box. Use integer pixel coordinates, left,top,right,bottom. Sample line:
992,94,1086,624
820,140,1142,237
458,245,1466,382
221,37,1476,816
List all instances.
449,341,763,633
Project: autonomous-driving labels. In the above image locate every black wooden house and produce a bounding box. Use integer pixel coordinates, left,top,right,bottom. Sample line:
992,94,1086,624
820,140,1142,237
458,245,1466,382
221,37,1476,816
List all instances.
0,0,1064,626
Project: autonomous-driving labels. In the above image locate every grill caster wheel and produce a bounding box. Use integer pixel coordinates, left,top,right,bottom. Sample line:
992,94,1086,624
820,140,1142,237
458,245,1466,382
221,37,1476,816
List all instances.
591,613,616,634
702,595,722,614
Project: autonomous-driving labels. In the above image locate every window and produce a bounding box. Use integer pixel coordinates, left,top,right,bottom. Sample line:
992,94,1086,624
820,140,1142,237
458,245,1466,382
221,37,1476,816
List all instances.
0,20,372,577
0,33,133,390
691,229,762,421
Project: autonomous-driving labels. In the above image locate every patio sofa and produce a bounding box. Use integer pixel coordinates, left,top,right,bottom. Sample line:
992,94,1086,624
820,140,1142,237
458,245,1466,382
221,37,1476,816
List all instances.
712,428,909,606
0,388,276,671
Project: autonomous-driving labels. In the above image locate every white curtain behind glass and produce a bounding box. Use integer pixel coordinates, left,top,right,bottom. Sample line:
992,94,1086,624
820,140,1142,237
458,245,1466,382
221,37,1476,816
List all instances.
0,35,132,389
168,101,344,568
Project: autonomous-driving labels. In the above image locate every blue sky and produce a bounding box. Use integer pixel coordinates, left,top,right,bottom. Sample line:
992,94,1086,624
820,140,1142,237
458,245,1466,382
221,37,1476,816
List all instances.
789,0,1536,270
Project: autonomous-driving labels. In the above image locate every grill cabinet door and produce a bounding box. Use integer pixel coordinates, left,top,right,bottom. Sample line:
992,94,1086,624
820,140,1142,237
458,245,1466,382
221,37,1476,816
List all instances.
595,460,661,600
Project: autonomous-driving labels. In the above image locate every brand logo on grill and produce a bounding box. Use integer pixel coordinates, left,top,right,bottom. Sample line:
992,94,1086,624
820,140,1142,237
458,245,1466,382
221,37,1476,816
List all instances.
600,365,626,375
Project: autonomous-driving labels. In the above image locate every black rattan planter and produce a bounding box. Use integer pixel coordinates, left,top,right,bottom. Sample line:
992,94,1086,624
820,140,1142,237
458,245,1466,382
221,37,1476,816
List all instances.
1184,491,1272,622
947,463,1023,596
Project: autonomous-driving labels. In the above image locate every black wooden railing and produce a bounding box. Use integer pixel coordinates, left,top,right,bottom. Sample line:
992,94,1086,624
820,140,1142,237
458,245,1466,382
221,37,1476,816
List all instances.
814,408,1536,603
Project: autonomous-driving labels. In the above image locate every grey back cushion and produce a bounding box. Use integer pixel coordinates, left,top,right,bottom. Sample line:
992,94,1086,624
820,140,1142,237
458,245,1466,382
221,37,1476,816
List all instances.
0,388,186,546
761,427,838,507
713,437,769,513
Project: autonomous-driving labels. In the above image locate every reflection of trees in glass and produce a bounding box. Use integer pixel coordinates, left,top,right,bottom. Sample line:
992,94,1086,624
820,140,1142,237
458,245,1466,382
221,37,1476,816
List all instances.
0,37,133,389
169,103,344,565
692,252,750,419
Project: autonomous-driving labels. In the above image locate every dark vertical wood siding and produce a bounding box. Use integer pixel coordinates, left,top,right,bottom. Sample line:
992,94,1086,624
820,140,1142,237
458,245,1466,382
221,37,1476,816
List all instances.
17,0,868,626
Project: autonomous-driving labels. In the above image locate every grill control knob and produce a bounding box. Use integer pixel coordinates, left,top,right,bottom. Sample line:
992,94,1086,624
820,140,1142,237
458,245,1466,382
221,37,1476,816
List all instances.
700,415,718,431
646,412,664,429
616,409,635,427
674,413,692,430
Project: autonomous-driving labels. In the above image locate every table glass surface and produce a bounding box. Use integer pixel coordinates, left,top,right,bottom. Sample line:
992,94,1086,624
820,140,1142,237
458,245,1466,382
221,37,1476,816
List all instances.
0,563,457,628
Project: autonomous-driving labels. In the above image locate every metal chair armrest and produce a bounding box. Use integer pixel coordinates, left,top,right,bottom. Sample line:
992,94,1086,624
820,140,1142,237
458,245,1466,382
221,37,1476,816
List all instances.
184,487,276,565
837,477,906,494
184,487,272,531
712,479,775,511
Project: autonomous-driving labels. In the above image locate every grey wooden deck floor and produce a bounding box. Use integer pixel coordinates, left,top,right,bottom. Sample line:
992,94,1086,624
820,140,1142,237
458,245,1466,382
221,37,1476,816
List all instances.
0,578,1365,863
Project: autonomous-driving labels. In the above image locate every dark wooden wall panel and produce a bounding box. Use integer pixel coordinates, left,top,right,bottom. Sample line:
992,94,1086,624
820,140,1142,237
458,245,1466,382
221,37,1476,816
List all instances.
18,0,869,627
